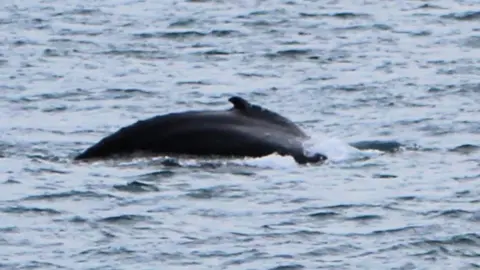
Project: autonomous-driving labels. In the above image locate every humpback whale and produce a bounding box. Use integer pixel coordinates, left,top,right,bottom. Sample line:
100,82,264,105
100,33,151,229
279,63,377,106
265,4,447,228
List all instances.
74,96,327,164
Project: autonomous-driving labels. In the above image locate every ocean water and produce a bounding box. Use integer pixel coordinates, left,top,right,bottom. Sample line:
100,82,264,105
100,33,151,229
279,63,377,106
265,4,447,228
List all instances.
1,0,479,269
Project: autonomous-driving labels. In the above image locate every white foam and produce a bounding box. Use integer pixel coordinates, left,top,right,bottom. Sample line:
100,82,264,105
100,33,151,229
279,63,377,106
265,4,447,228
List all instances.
302,134,382,164
231,154,299,170
227,133,383,169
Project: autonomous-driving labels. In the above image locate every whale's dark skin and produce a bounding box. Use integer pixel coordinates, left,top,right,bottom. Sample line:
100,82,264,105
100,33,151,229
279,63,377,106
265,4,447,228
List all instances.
74,96,326,164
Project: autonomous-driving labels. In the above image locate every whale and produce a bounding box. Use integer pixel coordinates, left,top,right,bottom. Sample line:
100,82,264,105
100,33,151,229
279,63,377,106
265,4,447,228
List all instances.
74,96,327,164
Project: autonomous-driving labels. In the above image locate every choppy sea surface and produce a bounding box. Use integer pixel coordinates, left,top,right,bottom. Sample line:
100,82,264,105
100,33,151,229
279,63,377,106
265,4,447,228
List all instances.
1,0,479,269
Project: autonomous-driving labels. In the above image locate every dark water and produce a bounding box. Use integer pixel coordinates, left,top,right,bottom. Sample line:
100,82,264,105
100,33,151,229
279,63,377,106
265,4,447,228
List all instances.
1,0,479,269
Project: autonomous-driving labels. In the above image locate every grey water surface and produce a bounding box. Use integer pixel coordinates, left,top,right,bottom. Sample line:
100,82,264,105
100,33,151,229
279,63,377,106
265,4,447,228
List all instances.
1,0,479,269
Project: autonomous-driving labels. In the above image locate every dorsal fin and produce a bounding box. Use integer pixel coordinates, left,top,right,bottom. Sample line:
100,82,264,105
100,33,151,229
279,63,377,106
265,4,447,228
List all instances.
229,96,250,110
228,96,307,137
228,96,284,119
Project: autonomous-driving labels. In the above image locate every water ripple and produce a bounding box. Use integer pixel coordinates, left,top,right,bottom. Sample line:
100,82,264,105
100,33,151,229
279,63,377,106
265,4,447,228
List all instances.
1,0,479,269
1,206,62,215
21,191,119,202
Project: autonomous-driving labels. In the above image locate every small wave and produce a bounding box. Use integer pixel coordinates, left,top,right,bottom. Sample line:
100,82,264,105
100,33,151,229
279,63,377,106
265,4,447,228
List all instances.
332,25,370,32
22,190,118,201
415,4,446,10
11,38,40,47
442,11,480,21
349,140,403,153
370,225,424,236
113,181,160,193
372,174,397,179
131,170,176,181
52,8,102,17
449,144,480,154
264,49,314,60
67,216,89,223
100,49,168,60
330,12,371,19
78,246,135,257
99,214,153,224
1,206,62,215
268,264,305,270
472,211,480,222
318,204,359,210
424,209,472,219
104,88,155,100
345,214,383,221
185,185,247,199
393,29,432,37
186,188,222,199
176,80,212,86
10,88,90,103
410,233,480,252
190,249,249,258
168,18,196,28
463,36,480,48
210,30,243,37
0,226,18,233
198,49,231,56
453,174,480,182
2,261,68,270
301,243,361,257
133,29,243,40
56,28,103,36
308,211,340,219
299,12,371,19
43,47,73,57
236,72,280,78
2,179,19,184
322,83,371,92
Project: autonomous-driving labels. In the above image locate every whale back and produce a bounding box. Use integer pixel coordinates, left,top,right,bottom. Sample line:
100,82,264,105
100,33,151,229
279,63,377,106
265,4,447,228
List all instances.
74,96,314,161
228,96,306,137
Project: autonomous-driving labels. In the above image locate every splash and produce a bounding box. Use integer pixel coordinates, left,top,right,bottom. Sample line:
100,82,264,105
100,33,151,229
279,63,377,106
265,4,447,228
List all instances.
229,134,383,169
302,134,382,164
231,154,300,169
